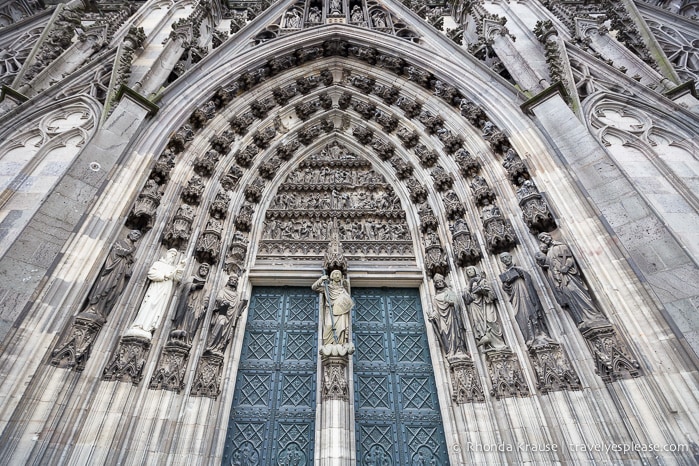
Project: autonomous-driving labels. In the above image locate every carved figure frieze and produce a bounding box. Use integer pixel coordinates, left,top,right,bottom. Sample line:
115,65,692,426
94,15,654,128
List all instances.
418,111,444,134
352,100,376,119
437,128,463,154
431,166,454,192
181,175,205,205
296,74,321,94
349,74,376,95
407,65,431,87
235,143,259,168
348,45,377,64
168,125,194,154
459,99,486,125
189,100,216,129
390,157,413,180
442,190,465,219
297,119,334,144
209,190,230,219
277,140,300,160
470,175,495,206
396,96,422,118
415,144,438,167
208,130,234,156
259,142,414,263
127,179,162,231
352,125,373,145
481,204,517,254
502,148,530,184
516,180,556,233
338,91,352,110
230,111,255,135
396,127,419,148
150,150,176,185
374,110,399,133
195,219,223,264
371,137,395,160
163,204,195,250
250,126,276,149
224,231,248,275
407,178,428,204
235,203,255,232
193,150,220,177
373,83,400,104
454,148,481,177
220,165,243,190
307,6,322,24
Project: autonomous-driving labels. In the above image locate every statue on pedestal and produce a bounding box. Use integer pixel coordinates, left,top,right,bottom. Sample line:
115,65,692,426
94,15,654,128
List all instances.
428,273,468,357
464,266,508,353
123,249,185,341
313,270,353,346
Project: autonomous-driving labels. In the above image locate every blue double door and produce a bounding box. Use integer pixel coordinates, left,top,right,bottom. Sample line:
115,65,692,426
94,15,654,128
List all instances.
223,286,448,465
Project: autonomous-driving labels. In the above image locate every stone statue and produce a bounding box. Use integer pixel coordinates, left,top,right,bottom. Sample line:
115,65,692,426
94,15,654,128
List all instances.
535,233,608,328
463,266,507,352
329,0,342,14
350,5,364,23
124,249,186,341
204,275,248,356
313,270,354,346
428,274,467,356
80,230,141,321
308,6,321,23
371,10,387,28
498,252,552,347
169,263,210,345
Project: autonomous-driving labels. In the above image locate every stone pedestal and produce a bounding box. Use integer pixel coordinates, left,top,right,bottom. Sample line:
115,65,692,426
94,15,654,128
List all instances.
318,344,354,465
50,312,106,371
447,353,485,403
102,335,151,385
149,342,191,392
580,322,641,383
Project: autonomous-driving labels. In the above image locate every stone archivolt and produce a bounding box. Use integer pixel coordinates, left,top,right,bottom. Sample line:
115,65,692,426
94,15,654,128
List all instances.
53,32,641,418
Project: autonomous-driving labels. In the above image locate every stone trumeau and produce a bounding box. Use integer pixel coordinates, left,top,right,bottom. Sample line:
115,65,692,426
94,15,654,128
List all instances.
0,0,698,464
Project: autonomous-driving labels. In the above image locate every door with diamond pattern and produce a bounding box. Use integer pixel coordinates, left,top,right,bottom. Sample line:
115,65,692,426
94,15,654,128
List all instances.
223,286,318,465
353,288,449,465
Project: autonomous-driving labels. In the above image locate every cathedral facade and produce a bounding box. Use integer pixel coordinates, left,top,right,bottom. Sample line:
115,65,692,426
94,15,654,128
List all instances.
0,0,699,464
